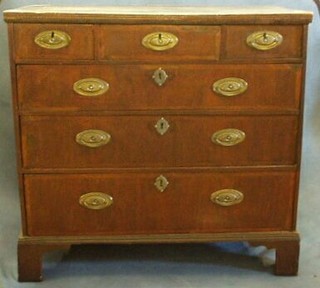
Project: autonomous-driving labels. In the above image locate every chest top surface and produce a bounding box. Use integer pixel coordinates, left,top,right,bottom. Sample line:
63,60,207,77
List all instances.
4,5,313,24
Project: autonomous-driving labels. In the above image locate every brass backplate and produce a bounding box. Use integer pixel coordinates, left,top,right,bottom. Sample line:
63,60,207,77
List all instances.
211,128,246,147
73,78,109,96
246,31,283,51
76,129,111,148
142,32,178,51
210,189,244,207
213,77,248,97
79,192,113,210
34,30,71,49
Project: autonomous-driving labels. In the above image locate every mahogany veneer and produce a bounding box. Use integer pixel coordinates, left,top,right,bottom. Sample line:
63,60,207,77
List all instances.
17,64,302,112
4,5,312,281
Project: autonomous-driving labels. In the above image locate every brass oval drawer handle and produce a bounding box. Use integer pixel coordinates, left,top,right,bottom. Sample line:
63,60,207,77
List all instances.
142,32,179,51
76,129,111,148
79,192,113,210
211,128,246,147
210,189,244,207
73,78,109,97
154,175,169,192
213,78,248,97
246,31,283,51
34,30,71,49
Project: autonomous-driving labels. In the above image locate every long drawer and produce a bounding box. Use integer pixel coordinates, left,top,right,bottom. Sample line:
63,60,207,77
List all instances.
17,64,302,111
24,171,296,236
21,115,298,169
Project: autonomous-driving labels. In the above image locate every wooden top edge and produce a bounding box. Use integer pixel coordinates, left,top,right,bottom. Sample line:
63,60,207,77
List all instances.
3,5,314,15
4,5,313,24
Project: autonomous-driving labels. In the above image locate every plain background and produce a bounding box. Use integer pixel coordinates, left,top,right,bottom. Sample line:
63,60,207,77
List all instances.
0,0,319,287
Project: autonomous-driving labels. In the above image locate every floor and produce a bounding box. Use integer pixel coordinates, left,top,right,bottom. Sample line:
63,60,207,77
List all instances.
1,0,320,287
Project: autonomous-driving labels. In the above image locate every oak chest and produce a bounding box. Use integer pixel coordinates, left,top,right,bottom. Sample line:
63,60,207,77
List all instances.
4,5,312,281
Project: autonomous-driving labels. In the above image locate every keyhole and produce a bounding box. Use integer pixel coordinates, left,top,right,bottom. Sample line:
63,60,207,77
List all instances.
48,31,57,44
158,71,162,80
160,122,164,130
263,32,268,42
158,33,163,43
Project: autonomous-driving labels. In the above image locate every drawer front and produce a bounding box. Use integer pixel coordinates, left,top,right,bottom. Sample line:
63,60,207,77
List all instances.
24,171,296,236
14,24,94,61
17,64,302,111
21,115,298,169
97,25,220,61
223,25,303,59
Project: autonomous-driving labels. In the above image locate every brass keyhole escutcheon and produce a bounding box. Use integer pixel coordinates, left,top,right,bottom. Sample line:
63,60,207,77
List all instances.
154,175,169,192
152,68,168,86
154,117,170,135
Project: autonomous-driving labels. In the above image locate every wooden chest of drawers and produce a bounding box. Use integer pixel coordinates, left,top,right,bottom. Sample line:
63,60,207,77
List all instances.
4,6,312,281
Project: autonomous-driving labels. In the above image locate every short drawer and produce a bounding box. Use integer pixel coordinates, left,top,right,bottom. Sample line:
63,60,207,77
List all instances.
223,25,303,59
21,115,298,169
17,64,302,112
24,171,296,236
97,25,220,61
13,24,94,61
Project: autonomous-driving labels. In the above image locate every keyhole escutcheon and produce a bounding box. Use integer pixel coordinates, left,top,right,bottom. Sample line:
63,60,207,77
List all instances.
154,175,169,192
154,117,170,135
152,68,168,86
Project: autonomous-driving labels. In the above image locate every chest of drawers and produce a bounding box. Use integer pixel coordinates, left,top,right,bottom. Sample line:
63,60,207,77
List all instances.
4,6,312,281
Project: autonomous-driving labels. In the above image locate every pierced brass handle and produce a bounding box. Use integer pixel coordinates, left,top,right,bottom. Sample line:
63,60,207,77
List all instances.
211,129,245,147
154,175,169,192
142,32,179,51
73,78,109,97
213,78,248,97
34,30,71,49
79,192,113,210
247,31,283,51
76,129,111,148
153,68,168,86
210,189,244,207
155,117,170,135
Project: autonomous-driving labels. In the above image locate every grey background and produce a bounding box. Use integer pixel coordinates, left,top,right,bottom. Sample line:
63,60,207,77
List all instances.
0,0,319,287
